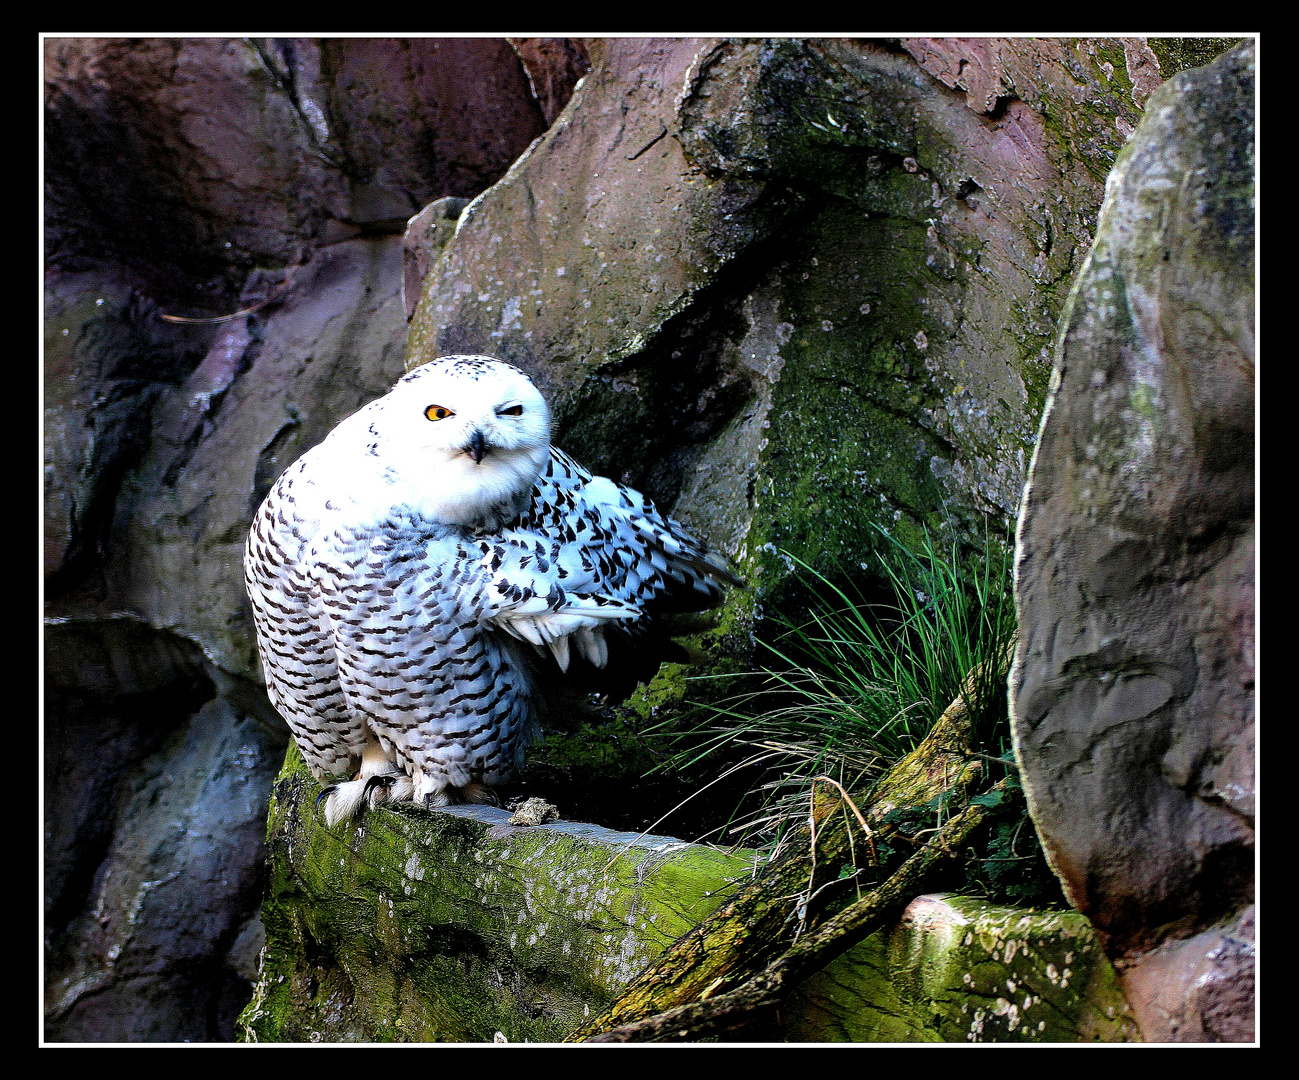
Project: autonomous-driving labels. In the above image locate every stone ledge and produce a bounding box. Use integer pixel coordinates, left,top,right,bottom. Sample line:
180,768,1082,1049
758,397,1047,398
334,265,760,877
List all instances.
239,744,759,1042
241,746,1137,1042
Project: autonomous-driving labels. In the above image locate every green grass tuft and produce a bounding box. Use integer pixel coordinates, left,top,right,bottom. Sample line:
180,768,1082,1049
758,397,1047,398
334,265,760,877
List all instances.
654,521,1062,906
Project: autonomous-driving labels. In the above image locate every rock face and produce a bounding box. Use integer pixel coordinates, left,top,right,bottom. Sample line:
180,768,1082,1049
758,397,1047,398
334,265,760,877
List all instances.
404,34,1192,838
44,615,285,1040
409,38,1166,581
1009,43,1254,1041
44,233,415,1044
44,35,1243,1042
43,38,553,313
43,37,583,1042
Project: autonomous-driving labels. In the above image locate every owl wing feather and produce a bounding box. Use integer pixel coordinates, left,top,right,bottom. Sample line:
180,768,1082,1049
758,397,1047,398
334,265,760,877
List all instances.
522,447,741,606
486,448,741,672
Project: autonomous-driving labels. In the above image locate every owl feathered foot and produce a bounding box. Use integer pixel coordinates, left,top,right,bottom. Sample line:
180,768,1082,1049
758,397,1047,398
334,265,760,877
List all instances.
313,731,423,826
317,780,363,826
316,766,417,827
317,775,499,825
420,781,501,808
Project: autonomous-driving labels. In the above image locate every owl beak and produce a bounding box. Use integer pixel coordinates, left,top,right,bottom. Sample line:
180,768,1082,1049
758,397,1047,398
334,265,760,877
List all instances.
465,428,488,464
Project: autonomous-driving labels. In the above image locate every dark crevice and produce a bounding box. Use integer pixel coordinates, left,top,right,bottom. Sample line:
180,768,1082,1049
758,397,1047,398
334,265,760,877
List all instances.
554,198,827,511
955,177,984,204
43,619,217,944
985,94,1015,122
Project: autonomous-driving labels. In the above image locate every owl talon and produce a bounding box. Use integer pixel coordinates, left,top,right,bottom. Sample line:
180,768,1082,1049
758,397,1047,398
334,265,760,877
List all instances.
315,786,338,815
364,773,414,810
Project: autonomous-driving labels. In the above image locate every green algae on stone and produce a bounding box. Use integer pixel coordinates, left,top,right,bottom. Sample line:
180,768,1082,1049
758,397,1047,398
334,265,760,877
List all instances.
1146,39,1251,80
784,893,1139,1042
239,742,760,1042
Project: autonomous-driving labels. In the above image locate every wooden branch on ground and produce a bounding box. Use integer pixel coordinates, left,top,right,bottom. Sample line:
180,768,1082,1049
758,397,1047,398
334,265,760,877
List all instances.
583,781,1005,1042
566,645,1016,1042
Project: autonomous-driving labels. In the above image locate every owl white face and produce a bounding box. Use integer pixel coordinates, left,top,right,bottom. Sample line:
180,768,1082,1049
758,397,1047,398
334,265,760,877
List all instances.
325,356,552,529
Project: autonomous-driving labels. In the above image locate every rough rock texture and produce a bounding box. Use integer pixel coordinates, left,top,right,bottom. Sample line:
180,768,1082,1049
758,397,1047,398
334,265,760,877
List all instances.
43,239,411,1044
43,38,550,314
1009,42,1254,1041
239,744,760,1043
44,37,583,1042
44,614,285,1041
44,36,1241,1042
408,37,1169,613
403,196,471,321
784,893,1138,1042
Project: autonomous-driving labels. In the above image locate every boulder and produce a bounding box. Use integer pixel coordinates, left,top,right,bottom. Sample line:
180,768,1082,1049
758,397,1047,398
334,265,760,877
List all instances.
1009,42,1254,1041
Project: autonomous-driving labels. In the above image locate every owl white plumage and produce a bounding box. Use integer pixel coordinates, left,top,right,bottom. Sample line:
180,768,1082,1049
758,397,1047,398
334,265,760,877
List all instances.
245,355,738,826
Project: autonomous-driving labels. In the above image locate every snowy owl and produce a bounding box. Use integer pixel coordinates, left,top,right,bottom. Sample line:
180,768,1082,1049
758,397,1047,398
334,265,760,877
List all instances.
244,355,738,826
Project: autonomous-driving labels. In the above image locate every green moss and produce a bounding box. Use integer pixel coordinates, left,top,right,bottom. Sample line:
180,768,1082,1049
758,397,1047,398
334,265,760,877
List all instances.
1130,382,1156,419
1147,38,1251,78
737,200,994,590
1087,39,1140,96
241,744,758,1042
785,894,1139,1042
617,661,695,727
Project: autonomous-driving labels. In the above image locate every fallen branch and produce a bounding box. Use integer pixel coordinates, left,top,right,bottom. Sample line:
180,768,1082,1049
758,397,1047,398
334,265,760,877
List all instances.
566,644,1016,1042
585,781,1005,1041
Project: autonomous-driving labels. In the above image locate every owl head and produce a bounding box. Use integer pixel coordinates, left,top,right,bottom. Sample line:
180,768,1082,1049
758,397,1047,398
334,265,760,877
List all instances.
333,355,552,529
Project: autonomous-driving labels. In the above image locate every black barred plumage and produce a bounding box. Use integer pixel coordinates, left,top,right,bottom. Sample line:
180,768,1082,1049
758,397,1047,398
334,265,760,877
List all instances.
244,355,739,825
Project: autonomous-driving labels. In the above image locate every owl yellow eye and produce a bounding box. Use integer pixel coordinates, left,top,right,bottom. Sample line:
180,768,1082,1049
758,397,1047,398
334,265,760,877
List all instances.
425,404,454,421
498,404,524,416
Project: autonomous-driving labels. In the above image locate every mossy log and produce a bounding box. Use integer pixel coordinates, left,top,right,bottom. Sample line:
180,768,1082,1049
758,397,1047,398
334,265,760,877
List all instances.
568,651,1012,1042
